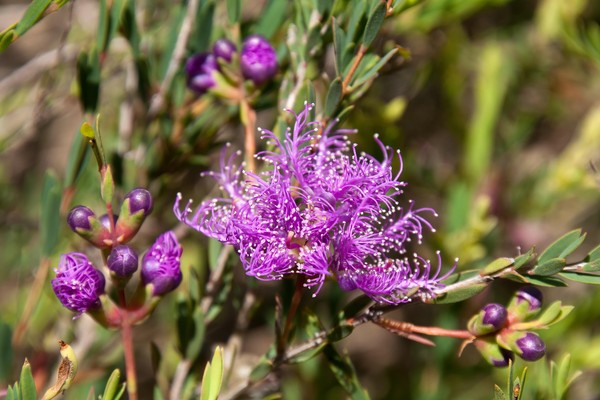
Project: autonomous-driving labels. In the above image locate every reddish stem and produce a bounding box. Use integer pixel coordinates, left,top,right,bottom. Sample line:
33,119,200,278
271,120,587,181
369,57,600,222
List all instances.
342,44,367,95
121,318,138,400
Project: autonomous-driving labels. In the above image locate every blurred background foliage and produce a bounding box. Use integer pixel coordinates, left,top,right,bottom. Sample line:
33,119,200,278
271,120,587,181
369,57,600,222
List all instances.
1,0,600,398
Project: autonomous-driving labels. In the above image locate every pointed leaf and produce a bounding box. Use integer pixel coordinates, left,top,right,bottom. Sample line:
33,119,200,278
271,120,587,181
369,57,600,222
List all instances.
15,0,53,36
481,257,514,276
325,78,343,117
538,230,584,264
102,369,121,400
323,345,370,400
524,275,566,287
514,248,535,269
19,360,36,400
41,172,62,256
226,0,241,23
586,243,600,262
431,283,487,304
200,347,224,400
531,258,566,276
362,2,386,47
494,385,507,400
560,271,600,284
353,47,399,87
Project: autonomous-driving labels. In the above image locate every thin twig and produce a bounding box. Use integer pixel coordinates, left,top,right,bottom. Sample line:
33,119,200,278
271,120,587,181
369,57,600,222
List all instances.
341,44,367,95
169,359,192,400
200,245,233,314
147,0,200,119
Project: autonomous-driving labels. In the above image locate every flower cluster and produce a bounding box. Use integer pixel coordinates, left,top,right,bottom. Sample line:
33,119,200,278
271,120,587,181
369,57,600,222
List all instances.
175,103,452,304
469,286,547,366
186,35,277,95
53,188,183,320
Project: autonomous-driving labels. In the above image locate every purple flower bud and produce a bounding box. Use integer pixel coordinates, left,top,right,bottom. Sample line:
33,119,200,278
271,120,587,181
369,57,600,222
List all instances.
126,188,153,216
115,189,153,244
68,206,113,248
99,213,119,230
186,53,219,94
240,35,277,85
508,286,543,321
141,231,183,296
468,303,508,336
474,338,514,368
213,38,236,62
51,253,105,315
107,245,138,277
67,206,95,232
516,332,546,361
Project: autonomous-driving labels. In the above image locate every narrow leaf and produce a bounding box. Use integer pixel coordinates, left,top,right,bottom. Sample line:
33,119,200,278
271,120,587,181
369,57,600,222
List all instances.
15,0,53,36
325,78,343,117
514,248,535,269
524,275,566,287
431,283,487,304
560,271,600,284
41,172,62,256
102,369,121,400
531,258,566,276
323,345,370,400
226,0,241,24
19,360,36,400
362,2,386,47
481,257,514,276
538,230,583,264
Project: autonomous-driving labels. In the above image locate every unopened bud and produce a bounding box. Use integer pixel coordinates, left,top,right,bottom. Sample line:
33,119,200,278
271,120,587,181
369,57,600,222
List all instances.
498,330,546,362
508,286,543,321
468,303,508,336
115,188,153,244
107,245,138,278
67,206,111,248
141,231,183,296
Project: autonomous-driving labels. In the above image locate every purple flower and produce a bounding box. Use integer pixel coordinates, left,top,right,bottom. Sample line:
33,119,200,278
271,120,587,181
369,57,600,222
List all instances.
51,253,105,315
107,245,138,277
141,231,183,296
185,53,219,94
175,103,453,304
240,35,277,85
213,38,236,62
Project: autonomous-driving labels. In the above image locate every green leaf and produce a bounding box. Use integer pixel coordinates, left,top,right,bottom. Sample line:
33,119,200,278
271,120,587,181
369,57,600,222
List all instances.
352,47,398,87
200,347,224,400
15,0,53,36
325,78,343,117
102,369,121,400
100,166,114,205
346,0,367,41
185,309,205,361
249,355,273,382
494,384,507,400
288,343,327,364
481,257,514,276
338,295,372,322
560,271,600,285
586,243,600,262
531,258,566,276
514,248,535,269
323,345,370,400
362,2,386,47
77,49,101,112
332,19,347,77
581,261,600,272
255,0,288,39
0,320,12,382
327,323,354,342
226,0,241,23
538,230,585,265
524,275,566,287
431,283,487,304
20,360,36,400
0,30,15,52
41,172,62,256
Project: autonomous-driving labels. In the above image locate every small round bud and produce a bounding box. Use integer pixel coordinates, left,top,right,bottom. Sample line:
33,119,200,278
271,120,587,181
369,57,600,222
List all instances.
508,286,543,321
99,213,119,230
516,332,546,361
141,231,183,296
240,35,278,85
67,206,95,232
126,188,153,216
186,53,219,94
51,253,105,315
212,38,236,62
468,303,508,336
107,245,138,277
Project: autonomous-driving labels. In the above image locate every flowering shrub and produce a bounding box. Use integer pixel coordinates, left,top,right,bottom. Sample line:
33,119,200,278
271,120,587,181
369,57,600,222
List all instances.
1,1,600,400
